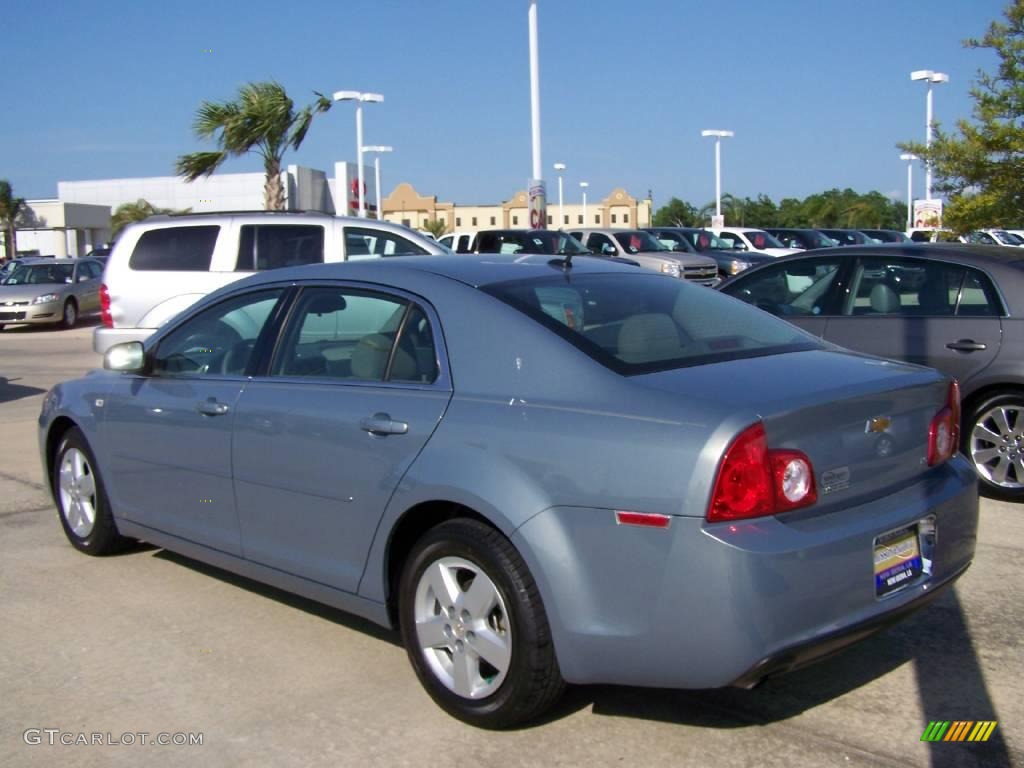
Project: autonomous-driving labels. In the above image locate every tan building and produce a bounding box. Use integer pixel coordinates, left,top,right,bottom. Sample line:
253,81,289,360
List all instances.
381,183,652,233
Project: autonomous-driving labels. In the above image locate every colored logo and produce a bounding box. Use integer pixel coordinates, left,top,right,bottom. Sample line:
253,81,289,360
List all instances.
921,721,997,742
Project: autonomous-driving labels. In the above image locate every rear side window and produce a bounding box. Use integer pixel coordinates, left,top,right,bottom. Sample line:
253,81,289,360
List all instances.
485,273,817,375
236,225,324,271
129,226,219,271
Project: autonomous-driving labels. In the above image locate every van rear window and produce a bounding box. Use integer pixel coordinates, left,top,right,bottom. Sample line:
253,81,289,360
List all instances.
129,226,219,271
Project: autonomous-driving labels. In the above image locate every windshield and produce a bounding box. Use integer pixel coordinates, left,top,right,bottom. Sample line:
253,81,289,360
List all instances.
694,231,738,251
742,230,785,249
483,273,818,375
653,232,695,252
3,263,73,285
613,231,668,254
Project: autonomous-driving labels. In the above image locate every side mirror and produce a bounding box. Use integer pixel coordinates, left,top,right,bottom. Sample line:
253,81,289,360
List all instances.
601,244,617,256
104,341,146,373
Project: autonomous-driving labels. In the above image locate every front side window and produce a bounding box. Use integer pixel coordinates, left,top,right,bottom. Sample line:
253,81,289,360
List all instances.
152,289,284,376
236,224,324,271
344,227,428,259
272,287,437,383
129,226,219,271
724,258,843,316
485,273,817,375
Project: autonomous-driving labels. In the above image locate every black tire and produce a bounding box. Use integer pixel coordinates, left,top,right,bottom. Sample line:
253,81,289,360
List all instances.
398,518,564,728
963,390,1024,502
52,427,132,555
61,299,78,329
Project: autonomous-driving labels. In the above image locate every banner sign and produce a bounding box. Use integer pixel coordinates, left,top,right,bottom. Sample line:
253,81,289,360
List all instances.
528,180,547,230
913,199,943,229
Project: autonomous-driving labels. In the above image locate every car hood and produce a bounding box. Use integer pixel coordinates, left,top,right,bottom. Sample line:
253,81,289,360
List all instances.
0,283,70,302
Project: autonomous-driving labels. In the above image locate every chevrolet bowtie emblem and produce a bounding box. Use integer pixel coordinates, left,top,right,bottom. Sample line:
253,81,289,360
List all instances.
866,416,892,434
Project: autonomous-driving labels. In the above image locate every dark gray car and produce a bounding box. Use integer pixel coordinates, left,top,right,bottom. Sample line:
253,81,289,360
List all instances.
40,254,976,727
720,243,1024,500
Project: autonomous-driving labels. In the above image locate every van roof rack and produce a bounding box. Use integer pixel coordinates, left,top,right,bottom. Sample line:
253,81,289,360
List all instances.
146,209,333,219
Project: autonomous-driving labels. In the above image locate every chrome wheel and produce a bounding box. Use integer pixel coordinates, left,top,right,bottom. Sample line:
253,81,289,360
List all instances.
970,402,1024,489
413,556,512,700
59,447,97,537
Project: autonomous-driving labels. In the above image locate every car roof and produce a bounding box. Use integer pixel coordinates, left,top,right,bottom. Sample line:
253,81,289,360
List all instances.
234,253,642,290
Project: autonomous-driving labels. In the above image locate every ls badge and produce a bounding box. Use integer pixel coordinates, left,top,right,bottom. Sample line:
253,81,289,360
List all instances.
821,467,851,495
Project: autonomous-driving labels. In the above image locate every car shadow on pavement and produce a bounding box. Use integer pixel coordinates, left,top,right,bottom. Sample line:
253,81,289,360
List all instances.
0,377,45,404
152,549,403,648
561,589,1012,767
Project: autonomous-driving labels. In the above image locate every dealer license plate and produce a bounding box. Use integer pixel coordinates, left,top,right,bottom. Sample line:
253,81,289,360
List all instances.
874,525,923,597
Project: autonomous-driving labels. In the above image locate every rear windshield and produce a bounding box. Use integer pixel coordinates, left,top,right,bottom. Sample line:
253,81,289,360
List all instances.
483,273,819,375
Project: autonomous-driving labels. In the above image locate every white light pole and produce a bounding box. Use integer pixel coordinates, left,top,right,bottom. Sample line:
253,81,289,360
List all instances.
701,129,734,222
579,181,589,223
553,162,566,227
910,70,948,201
361,145,393,220
333,90,384,216
527,1,547,228
900,152,918,230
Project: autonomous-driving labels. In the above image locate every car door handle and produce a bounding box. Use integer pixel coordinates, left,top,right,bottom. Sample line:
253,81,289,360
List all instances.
196,399,230,416
360,413,409,436
946,340,987,352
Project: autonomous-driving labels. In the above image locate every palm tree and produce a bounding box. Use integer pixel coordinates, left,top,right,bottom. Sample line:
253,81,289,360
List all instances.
110,199,191,240
176,81,332,211
422,219,447,238
0,180,27,262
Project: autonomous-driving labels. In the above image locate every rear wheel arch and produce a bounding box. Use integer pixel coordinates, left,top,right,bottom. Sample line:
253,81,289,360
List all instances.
384,500,491,628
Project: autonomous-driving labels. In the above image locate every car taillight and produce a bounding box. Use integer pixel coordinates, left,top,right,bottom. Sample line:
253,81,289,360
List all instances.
99,283,112,327
708,422,817,523
928,380,961,466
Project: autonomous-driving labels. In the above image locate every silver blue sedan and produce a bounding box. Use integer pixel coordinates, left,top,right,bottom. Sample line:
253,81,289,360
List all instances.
38,254,978,728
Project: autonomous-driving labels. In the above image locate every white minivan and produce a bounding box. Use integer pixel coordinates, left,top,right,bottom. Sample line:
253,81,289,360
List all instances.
94,211,445,354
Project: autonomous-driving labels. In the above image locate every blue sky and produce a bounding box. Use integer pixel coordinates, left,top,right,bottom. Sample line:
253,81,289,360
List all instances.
3,0,1007,209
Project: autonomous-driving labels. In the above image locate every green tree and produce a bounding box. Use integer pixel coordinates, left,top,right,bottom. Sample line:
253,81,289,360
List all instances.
900,0,1024,231
652,197,700,226
0,180,27,261
421,218,447,238
110,199,191,240
176,81,332,211
741,194,778,227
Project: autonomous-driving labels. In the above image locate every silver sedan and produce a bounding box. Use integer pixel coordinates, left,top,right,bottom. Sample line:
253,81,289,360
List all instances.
0,258,103,330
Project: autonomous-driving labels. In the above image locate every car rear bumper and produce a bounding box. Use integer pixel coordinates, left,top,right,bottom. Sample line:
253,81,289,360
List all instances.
93,326,156,354
511,455,978,689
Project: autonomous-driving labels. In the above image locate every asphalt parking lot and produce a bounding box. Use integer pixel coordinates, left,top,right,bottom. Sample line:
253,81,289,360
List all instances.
0,321,1020,768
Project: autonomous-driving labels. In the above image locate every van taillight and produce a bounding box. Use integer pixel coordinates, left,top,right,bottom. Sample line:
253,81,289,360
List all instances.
707,422,817,523
99,283,112,327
